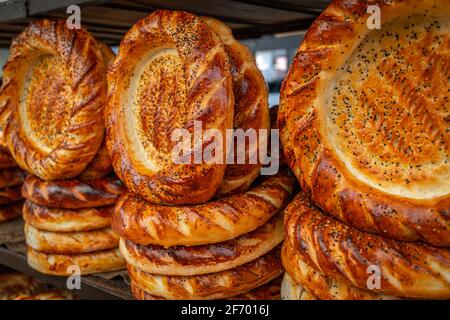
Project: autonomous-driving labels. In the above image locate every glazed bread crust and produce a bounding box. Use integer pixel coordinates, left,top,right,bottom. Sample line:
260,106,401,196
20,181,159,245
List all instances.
25,223,119,254
0,19,107,180
105,10,234,205
202,17,270,196
280,272,317,301
78,43,115,181
282,241,398,300
128,246,283,300
23,200,114,232
22,175,124,209
27,247,125,275
284,193,450,299
279,0,450,246
112,170,295,246
131,276,282,300
120,214,283,276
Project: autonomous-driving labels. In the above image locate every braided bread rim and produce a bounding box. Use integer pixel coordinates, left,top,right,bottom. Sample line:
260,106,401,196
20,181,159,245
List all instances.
22,175,124,209
25,223,119,254
105,10,234,205
27,247,126,276
284,193,450,299
120,213,284,276
0,19,107,180
280,272,317,301
112,170,295,246
128,246,283,300
201,17,270,196
282,241,398,300
279,0,450,246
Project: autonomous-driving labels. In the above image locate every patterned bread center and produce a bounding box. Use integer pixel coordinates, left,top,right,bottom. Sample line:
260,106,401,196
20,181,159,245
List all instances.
327,13,449,199
21,55,73,153
124,47,188,172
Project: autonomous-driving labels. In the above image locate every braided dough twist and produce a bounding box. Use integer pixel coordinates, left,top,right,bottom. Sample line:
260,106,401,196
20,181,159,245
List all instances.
25,223,119,254
22,175,125,209
202,17,269,196
112,170,295,246
285,193,450,299
120,214,283,276
105,10,234,205
23,200,114,232
128,246,283,300
27,247,125,275
280,272,317,301
282,241,398,300
279,0,450,246
0,19,108,180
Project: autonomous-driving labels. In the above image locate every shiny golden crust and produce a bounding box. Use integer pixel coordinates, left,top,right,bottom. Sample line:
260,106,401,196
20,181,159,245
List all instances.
25,223,119,254
78,43,115,181
202,17,269,196
128,246,283,300
131,276,282,300
79,140,113,181
0,201,23,223
279,0,450,246
105,10,234,205
120,214,283,276
22,175,124,209
23,200,113,232
282,241,398,300
0,168,26,189
27,247,126,275
0,19,107,180
285,193,450,299
281,272,317,300
0,186,22,205
0,272,44,300
112,170,295,246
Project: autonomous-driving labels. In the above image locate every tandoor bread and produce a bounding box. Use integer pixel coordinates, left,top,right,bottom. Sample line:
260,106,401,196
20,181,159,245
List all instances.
23,200,114,232
127,246,283,300
284,192,450,299
282,242,398,300
0,19,108,180
25,224,119,254
105,10,234,205
131,276,282,300
280,272,317,301
112,170,295,247
119,214,283,276
78,43,115,181
279,0,450,246
22,175,125,209
27,247,126,276
202,17,270,196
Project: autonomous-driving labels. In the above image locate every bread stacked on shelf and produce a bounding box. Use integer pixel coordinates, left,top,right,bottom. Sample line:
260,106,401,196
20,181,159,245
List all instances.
0,272,76,300
278,0,450,300
0,119,26,225
0,161,25,225
0,19,126,275
105,10,296,300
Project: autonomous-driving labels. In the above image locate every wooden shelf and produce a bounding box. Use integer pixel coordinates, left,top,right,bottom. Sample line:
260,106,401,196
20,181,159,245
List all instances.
0,245,133,300
0,0,330,47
